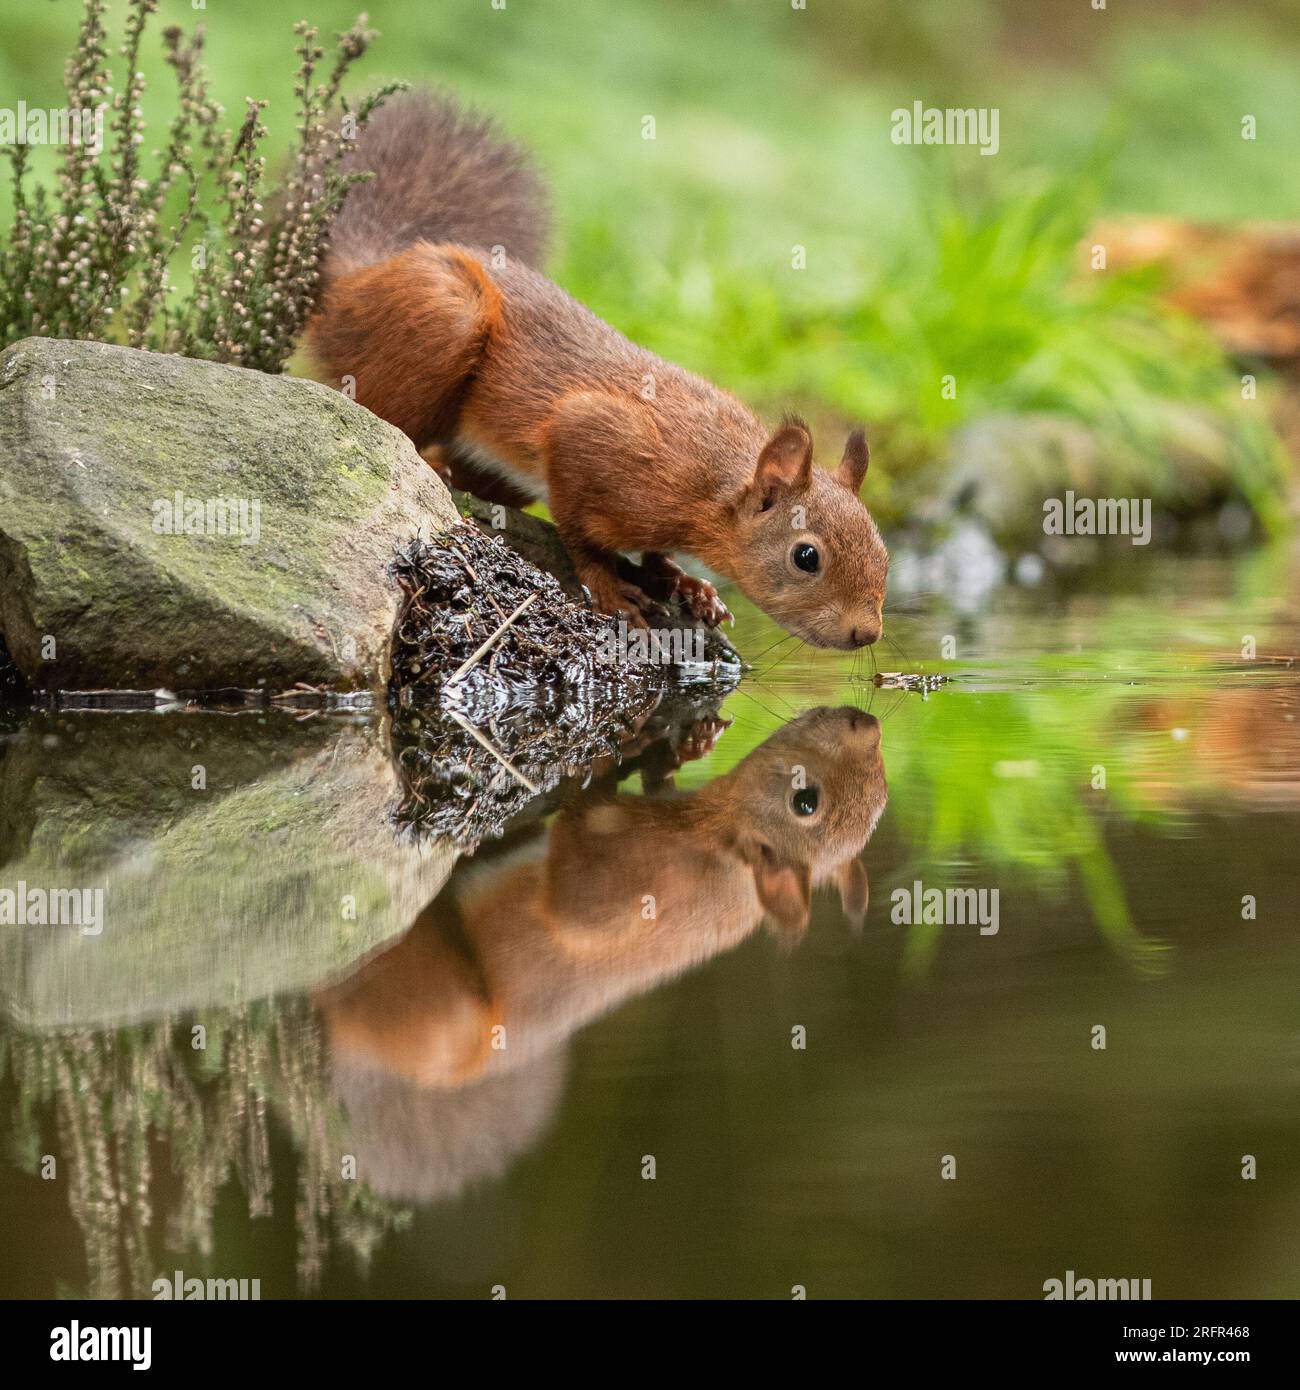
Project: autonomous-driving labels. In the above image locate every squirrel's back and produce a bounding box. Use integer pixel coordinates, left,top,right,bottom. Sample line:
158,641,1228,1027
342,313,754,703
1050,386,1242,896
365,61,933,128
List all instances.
325,89,551,280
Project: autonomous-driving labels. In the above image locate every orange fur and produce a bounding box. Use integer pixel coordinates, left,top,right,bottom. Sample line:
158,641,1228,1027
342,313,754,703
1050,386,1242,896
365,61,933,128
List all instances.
320,706,887,1090
307,91,890,647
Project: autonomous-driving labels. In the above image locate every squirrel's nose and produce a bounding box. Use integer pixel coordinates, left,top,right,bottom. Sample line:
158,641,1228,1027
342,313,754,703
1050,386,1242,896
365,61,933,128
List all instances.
849,620,881,648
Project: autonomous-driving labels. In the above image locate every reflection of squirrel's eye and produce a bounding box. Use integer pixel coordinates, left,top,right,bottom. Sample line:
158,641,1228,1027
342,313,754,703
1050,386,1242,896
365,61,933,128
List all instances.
792,542,820,574
792,786,820,816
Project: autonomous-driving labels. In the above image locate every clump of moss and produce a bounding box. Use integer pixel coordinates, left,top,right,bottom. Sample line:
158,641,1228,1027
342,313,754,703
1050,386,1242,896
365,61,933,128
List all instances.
0,0,399,371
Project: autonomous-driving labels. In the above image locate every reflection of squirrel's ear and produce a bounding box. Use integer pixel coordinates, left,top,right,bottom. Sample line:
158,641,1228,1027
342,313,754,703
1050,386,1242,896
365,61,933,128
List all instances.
836,856,869,932
752,421,813,508
744,841,812,936
836,428,869,496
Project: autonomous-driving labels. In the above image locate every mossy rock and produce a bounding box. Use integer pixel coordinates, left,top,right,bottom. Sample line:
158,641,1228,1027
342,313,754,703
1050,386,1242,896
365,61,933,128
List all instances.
0,337,458,692
0,710,456,1028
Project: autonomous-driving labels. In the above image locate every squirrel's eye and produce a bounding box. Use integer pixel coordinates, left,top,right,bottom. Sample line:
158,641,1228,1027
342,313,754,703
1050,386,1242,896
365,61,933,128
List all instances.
792,786,820,817
792,542,820,574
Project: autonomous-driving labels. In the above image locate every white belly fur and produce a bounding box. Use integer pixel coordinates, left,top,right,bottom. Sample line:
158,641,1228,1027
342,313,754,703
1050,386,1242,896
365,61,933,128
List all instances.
456,438,548,506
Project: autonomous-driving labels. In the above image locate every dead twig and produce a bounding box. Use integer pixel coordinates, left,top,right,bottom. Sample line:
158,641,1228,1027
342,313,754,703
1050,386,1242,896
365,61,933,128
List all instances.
448,710,540,794
445,593,537,686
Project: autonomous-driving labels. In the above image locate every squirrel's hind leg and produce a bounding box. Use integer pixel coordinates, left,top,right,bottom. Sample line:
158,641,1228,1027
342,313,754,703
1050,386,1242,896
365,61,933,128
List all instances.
564,539,668,628
308,244,499,448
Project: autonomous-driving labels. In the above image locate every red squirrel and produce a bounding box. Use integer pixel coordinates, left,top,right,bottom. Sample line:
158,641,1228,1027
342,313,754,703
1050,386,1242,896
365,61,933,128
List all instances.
321,705,886,1201
308,91,889,648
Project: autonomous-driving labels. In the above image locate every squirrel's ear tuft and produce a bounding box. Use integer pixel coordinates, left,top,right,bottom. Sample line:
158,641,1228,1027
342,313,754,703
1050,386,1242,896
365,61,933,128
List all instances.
753,422,813,508
837,428,869,495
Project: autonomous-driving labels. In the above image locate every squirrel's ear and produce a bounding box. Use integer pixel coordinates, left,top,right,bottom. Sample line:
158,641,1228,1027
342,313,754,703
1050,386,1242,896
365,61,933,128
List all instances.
753,422,813,508
741,840,812,936
835,856,869,932
836,428,869,495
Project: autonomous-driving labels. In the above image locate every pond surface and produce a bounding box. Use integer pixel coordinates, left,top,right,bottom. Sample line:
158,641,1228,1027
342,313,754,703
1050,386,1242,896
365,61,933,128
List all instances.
1,545,1298,1299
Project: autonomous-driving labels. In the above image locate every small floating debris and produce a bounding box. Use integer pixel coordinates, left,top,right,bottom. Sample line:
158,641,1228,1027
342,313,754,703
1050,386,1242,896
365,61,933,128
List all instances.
873,671,950,697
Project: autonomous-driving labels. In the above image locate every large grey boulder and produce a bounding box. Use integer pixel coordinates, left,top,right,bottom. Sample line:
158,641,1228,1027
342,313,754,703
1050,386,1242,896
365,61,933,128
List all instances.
0,709,457,1029
0,337,458,692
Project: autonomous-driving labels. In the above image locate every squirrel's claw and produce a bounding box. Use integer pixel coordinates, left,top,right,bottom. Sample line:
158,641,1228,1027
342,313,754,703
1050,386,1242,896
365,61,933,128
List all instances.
673,573,731,629
677,714,731,763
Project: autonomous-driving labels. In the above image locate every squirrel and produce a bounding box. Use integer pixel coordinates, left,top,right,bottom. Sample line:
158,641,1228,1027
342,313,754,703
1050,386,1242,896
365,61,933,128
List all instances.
308,91,889,648
320,704,885,1200
321,705,886,1115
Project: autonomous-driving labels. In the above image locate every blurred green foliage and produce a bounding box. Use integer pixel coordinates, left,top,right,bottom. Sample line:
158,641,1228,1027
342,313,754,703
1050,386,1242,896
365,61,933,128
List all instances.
1,0,1295,520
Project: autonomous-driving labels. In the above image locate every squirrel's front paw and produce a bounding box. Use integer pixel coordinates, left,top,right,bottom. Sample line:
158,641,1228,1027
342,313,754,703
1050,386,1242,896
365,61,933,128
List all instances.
674,574,733,629
676,713,731,764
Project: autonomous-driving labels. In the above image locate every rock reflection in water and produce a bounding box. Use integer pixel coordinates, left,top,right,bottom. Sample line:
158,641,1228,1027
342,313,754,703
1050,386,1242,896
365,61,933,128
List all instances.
0,707,458,1296
0,700,886,1294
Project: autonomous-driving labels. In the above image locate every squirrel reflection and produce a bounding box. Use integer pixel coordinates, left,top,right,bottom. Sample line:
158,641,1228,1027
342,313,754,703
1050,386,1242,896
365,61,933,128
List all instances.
319,705,887,1202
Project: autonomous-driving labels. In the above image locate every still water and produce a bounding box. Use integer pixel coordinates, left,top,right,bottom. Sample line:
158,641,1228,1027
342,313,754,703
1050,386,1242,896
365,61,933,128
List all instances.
1,547,1297,1300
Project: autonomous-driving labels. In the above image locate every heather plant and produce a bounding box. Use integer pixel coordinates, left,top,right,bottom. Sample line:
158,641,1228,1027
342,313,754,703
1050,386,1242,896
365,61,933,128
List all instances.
0,0,399,371
2,1001,409,1298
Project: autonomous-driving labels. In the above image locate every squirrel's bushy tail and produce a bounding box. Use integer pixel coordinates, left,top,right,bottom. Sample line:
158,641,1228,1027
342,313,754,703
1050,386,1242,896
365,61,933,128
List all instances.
325,88,551,280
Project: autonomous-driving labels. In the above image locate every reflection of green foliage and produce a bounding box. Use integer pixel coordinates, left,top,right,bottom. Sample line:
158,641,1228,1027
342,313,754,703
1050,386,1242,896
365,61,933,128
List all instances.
2,1002,409,1298
678,543,1298,973
729,671,1174,975
876,684,1172,977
